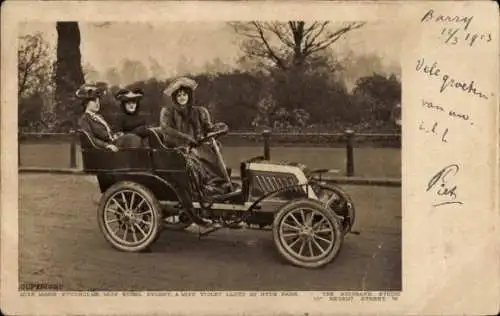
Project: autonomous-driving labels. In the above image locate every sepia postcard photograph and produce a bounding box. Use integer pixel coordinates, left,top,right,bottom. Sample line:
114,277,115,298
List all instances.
1,1,499,315
17,18,402,292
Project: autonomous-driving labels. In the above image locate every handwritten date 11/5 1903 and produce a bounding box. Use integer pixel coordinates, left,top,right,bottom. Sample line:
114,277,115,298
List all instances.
419,121,449,143
441,27,492,47
427,164,463,208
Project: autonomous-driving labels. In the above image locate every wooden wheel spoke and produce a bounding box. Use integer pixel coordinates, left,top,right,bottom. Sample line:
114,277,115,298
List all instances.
106,208,121,216
282,222,300,232
106,218,120,224
312,238,325,254
123,226,129,241
134,223,148,237
130,192,136,210
313,234,332,245
298,239,306,256
120,192,128,210
134,199,146,212
315,228,333,234
111,198,127,213
312,217,326,230
135,209,152,216
307,240,315,257
283,232,300,238
305,212,314,227
299,209,306,223
138,219,152,226
130,225,138,243
289,213,303,227
288,237,301,248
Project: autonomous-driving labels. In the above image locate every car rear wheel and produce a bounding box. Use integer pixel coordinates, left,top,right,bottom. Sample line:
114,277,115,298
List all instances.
97,181,162,252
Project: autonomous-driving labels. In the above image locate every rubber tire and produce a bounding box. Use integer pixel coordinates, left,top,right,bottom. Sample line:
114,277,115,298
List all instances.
272,199,344,269
314,183,356,235
97,181,162,252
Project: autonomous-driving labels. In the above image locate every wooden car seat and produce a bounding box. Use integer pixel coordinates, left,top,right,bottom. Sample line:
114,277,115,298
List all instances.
146,127,171,150
78,128,153,173
145,127,188,172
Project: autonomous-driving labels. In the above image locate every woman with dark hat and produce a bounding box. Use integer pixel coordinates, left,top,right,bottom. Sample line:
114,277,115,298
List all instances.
76,83,142,151
159,77,230,194
115,87,150,144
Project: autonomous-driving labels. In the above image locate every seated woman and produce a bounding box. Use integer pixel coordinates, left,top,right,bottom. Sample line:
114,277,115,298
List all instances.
115,88,150,146
159,77,231,195
76,83,142,151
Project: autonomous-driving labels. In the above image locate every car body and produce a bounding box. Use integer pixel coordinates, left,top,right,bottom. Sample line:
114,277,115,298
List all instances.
79,125,356,269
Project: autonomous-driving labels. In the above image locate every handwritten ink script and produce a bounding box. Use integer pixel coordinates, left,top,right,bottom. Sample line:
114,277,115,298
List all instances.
426,164,463,207
421,99,473,126
415,58,492,100
420,9,492,47
414,58,485,144
418,98,475,143
419,120,449,143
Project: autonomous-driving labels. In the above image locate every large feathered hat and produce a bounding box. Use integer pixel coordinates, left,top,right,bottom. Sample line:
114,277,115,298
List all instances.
115,88,144,101
75,83,105,100
163,77,198,97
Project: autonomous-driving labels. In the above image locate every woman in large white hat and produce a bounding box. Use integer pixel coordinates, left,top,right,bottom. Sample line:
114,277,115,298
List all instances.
159,77,230,195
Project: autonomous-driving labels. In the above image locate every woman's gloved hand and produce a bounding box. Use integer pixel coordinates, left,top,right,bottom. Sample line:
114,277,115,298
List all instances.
214,122,228,131
113,132,124,140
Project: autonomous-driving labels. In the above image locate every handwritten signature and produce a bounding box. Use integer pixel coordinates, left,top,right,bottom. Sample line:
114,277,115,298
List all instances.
426,164,463,207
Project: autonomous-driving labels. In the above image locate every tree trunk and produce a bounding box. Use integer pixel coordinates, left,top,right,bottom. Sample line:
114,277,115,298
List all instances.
55,22,85,131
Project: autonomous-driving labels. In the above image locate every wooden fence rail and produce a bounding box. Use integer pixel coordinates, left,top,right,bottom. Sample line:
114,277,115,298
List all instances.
18,130,401,177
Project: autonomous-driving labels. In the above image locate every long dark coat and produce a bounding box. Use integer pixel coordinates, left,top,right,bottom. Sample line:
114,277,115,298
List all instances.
159,104,226,183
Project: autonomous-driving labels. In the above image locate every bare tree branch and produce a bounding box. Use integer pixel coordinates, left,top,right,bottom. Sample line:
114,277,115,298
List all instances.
266,22,295,49
308,22,366,54
250,21,287,69
230,21,366,71
303,22,320,36
303,22,329,54
18,33,53,97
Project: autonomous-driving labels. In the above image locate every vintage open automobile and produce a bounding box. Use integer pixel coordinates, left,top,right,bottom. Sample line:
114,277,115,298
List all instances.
78,124,356,269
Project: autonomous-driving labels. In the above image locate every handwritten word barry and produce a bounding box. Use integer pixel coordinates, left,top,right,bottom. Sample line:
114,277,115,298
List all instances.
416,58,490,100
426,164,463,207
421,9,473,30
420,9,491,47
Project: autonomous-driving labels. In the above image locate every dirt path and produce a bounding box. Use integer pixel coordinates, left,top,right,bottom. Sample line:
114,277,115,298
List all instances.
19,174,401,291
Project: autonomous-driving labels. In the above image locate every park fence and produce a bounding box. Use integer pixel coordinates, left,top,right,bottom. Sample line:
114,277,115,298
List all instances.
18,130,401,180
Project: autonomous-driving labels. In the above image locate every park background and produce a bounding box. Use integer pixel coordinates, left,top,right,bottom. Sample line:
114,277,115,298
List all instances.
18,21,401,179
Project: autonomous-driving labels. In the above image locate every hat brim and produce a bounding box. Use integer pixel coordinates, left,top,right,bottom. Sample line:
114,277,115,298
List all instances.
163,77,198,97
75,87,103,100
116,91,143,101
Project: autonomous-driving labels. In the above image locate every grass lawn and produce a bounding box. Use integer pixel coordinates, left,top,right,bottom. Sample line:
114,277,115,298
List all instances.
20,142,401,179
